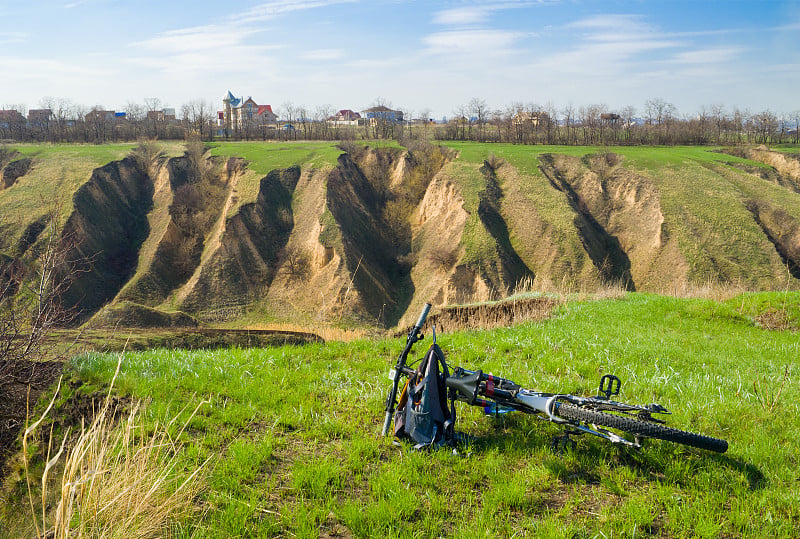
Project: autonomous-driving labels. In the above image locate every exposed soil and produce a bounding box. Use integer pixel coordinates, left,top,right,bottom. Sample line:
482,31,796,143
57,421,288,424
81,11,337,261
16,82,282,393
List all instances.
87,327,324,351
92,301,200,328
4,145,800,332
473,161,535,292
539,153,635,288
0,360,65,478
178,165,300,318
719,147,800,192
59,157,155,320
746,200,800,280
397,296,561,335
0,157,33,190
114,151,230,309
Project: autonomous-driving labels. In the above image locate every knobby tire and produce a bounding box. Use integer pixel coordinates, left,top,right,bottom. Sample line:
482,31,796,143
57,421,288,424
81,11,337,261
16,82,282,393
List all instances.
555,403,728,453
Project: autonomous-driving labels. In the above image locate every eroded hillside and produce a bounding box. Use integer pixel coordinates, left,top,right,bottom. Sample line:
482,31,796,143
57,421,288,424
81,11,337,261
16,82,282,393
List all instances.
2,142,799,329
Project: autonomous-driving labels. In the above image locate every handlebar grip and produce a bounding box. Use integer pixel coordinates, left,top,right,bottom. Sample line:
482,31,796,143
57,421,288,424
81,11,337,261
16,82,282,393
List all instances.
415,303,432,330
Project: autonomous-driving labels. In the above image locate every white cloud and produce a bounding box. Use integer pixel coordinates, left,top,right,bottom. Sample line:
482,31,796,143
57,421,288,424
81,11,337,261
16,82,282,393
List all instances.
0,57,115,104
126,0,353,81
433,6,493,25
424,29,526,54
232,0,358,23
531,14,683,76
433,1,549,26
667,47,743,65
300,49,345,60
132,24,264,54
567,14,650,31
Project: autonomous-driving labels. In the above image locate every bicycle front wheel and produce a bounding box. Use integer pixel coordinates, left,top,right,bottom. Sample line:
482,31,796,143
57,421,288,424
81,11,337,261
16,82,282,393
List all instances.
555,402,728,453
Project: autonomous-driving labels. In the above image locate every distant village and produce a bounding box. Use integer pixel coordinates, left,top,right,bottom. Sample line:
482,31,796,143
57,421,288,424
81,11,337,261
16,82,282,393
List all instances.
1,91,797,146
0,91,427,143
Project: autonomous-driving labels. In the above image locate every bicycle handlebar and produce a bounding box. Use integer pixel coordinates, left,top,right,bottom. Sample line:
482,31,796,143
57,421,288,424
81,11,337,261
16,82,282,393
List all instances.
381,303,432,436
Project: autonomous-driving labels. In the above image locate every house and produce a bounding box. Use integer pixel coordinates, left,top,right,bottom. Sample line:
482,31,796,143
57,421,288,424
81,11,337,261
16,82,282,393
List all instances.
601,113,622,124
147,110,164,122
0,109,27,128
222,91,277,132
256,104,278,124
362,105,403,125
27,109,53,127
512,111,549,127
146,108,176,123
85,110,116,123
328,109,362,126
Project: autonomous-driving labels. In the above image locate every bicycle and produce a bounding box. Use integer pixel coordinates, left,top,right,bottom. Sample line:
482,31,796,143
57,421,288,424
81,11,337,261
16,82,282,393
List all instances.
383,303,728,453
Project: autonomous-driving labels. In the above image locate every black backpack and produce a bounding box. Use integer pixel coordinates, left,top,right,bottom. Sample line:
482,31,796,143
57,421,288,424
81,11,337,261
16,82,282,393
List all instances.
394,343,455,449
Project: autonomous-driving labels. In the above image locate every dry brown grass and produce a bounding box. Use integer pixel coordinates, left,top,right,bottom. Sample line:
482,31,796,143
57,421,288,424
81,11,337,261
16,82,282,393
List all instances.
21,359,208,538
244,321,371,342
654,278,748,302
511,274,628,301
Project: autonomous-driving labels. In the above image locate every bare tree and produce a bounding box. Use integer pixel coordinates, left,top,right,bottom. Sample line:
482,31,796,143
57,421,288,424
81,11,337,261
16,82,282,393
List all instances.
710,104,726,144
562,103,576,145
620,105,636,143
313,104,334,140
280,101,298,141
297,105,310,139
182,99,214,141
278,246,311,281
468,98,490,142
144,97,162,138
1,207,83,371
732,107,748,144
752,110,778,144
644,98,676,143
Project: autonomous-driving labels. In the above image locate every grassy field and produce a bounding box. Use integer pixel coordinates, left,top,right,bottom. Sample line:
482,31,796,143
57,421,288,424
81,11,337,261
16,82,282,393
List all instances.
0,144,136,242
0,142,185,246
208,141,343,174
4,291,798,537
206,141,343,217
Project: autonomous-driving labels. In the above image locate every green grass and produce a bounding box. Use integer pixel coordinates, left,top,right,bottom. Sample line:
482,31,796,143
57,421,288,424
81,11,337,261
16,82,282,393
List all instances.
208,141,343,174
727,290,800,331
6,293,798,537
206,141,343,215
0,143,187,248
0,144,137,243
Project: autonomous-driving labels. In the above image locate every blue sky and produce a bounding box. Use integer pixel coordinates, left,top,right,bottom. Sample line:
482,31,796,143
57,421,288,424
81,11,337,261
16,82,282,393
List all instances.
1,0,799,119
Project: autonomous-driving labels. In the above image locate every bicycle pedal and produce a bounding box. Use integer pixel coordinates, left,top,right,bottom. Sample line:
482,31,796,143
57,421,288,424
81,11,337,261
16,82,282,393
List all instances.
551,433,578,454
598,374,621,399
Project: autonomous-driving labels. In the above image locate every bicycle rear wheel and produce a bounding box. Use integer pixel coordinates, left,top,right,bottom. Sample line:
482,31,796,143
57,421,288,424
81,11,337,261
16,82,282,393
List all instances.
555,403,728,453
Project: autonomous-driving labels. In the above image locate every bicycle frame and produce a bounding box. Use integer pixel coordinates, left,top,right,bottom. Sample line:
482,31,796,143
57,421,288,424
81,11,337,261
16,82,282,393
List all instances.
439,367,673,449
385,305,728,453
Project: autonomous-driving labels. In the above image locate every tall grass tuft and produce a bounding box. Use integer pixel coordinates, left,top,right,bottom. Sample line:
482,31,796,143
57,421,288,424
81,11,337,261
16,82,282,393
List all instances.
21,358,209,538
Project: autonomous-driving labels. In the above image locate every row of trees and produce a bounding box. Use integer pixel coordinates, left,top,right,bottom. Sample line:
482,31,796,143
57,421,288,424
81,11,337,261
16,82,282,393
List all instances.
437,98,800,146
2,96,798,146
0,97,216,144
